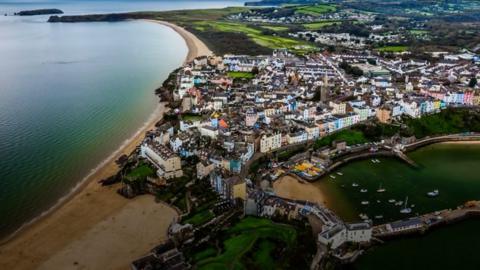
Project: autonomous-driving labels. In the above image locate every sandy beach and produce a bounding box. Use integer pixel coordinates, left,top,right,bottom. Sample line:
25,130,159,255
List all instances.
0,21,211,270
146,20,213,63
273,175,326,206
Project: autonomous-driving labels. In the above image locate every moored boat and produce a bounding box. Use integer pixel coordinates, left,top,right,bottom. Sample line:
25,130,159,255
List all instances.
400,196,412,214
427,189,439,197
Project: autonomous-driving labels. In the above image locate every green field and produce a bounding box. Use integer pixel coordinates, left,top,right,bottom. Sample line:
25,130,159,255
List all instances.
125,164,155,181
376,45,409,52
194,21,314,51
303,20,340,30
295,4,337,16
227,71,255,79
194,217,297,270
261,25,290,32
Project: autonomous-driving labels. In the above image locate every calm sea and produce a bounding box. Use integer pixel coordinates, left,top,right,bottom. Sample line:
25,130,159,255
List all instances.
313,143,480,270
0,0,244,239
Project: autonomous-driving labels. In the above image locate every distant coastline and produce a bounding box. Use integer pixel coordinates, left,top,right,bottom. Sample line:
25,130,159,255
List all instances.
0,20,211,270
15,8,63,16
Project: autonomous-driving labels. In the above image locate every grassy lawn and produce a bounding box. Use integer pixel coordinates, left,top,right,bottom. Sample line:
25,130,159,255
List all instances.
261,25,290,32
409,29,429,35
227,71,255,79
194,21,314,51
303,20,341,30
295,4,336,16
376,45,409,52
195,217,297,270
126,164,155,180
253,240,276,270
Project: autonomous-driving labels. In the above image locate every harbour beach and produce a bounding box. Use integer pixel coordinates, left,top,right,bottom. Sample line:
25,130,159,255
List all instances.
273,175,327,206
0,21,210,270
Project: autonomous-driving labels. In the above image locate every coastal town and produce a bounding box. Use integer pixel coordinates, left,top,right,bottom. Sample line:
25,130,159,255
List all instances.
119,42,480,269
2,1,480,270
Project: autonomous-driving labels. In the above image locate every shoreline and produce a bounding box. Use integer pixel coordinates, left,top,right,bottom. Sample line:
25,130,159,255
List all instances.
145,20,213,63
0,20,211,270
273,175,327,206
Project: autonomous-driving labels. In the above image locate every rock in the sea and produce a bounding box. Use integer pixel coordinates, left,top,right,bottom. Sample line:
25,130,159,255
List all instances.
15,9,63,16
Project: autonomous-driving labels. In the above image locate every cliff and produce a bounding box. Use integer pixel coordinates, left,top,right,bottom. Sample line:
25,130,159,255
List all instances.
48,12,152,23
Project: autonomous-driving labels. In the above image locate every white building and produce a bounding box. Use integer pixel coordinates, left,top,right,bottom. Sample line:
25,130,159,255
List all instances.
140,142,183,179
346,222,372,243
260,132,282,153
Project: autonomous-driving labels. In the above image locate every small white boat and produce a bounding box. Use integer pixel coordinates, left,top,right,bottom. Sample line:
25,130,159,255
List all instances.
337,172,343,176
359,213,369,220
388,199,396,203
374,215,383,219
360,189,368,193
376,200,381,203
411,204,415,208
400,196,412,214
377,183,386,193
371,159,376,163
375,159,381,163
361,201,370,205
427,189,439,197
330,175,336,179
352,183,359,187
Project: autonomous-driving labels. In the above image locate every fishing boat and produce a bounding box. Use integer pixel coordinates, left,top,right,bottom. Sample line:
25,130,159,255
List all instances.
359,213,369,220
361,201,369,205
377,183,386,193
360,189,368,193
395,201,403,206
352,183,359,187
330,175,336,179
374,215,383,219
400,196,412,214
337,172,343,176
388,199,396,203
427,189,439,197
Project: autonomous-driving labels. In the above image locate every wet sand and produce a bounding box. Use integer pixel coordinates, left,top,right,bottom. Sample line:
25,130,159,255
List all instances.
273,175,326,206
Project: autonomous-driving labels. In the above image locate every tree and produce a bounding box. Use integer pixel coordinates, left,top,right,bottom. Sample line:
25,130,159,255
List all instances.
469,77,477,88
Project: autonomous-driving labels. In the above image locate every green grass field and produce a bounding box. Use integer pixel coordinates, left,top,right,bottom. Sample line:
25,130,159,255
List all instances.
261,25,290,32
303,20,340,30
295,4,337,16
194,217,297,270
376,45,409,52
194,21,314,51
227,71,255,79
125,164,155,181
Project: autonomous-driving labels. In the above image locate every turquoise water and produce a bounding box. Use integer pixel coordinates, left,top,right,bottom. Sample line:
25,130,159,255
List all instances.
313,143,480,269
0,0,243,238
